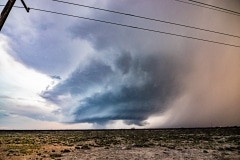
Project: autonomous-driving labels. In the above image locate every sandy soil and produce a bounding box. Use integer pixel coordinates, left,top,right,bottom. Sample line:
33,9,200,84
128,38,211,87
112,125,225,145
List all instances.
60,146,239,160
5,146,239,160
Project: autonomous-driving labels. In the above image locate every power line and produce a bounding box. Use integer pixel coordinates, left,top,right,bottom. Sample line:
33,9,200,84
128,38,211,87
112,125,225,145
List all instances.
52,0,240,39
187,0,240,16
2,5,240,48
30,7,240,48
174,0,240,17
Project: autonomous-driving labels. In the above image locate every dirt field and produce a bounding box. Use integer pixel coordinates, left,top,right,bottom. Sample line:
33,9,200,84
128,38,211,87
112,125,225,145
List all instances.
0,127,239,160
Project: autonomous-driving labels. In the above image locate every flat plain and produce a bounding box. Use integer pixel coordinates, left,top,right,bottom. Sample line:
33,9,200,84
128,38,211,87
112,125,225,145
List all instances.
0,127,239,160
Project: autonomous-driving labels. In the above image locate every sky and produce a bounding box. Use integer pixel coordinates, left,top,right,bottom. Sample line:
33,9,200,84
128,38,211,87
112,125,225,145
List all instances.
0,0,240,129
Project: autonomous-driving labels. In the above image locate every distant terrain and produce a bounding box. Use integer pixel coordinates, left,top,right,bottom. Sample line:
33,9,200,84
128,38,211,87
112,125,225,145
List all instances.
0,127,239,160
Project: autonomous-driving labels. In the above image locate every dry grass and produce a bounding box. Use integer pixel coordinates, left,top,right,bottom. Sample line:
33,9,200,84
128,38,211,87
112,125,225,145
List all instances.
0,127,239,159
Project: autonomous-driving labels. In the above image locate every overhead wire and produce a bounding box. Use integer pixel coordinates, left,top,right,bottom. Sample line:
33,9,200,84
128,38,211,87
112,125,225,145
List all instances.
31,7,240,48
187,0,240,16
52,0,240,39
174,0,240,16
1,5,240,48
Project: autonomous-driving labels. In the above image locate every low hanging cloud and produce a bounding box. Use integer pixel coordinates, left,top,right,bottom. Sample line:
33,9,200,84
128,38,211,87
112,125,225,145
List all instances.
42,51,181,125
72,54,180,125
41,60,114,104
41,0,240,128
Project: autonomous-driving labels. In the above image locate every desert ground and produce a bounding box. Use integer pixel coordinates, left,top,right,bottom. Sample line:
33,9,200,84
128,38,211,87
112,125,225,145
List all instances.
0,127,239,160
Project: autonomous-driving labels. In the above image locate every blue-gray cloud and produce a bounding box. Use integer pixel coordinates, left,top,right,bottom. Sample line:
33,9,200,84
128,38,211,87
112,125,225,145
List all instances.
42,50,180,125
41,60,114,104
39,0,185,126
72,53,179,125
0,111,9,119
116,51,132,75
50,75,61,80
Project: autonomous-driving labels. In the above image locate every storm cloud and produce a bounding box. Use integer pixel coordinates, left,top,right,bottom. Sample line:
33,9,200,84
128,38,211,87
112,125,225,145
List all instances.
1,0,240,129
40,0,240,127
42,50,181,125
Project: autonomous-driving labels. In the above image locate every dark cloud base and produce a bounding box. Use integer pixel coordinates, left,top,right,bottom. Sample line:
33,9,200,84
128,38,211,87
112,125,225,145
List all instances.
42,51,180,126
41,0,185,126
